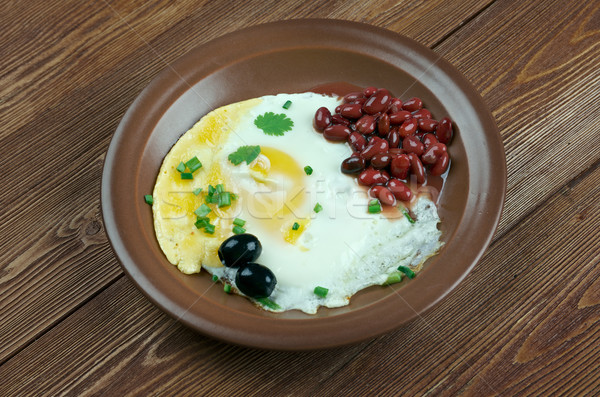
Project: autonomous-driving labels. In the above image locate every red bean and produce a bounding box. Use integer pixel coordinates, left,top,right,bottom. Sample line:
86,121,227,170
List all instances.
355,115,377,135
386,127,401,148
412,108,431,120
422,133,439,150
436,117,453,144
389,110,412,125
335,104,342,114
377,113,390,136
331,114,351,126
377,186,396,206
398,118,418,137
402,135,425,156
363,86,377,97
314,107,332,132
362,89,392,115
323,124,351,141
430,151,450,175
343,92,364,103
369,185,385,198
352,97,367,106
388,148,406,157
408,153,426,183
388,98,403,113
402,97,423,112
421,142,446,165
390,154,410,179
341,156,366,174
360,137,389,160
371,152,392,169
418,118,439,133
348,131,367,152
340,103,363,119
387,179,413,201
358,167,390,186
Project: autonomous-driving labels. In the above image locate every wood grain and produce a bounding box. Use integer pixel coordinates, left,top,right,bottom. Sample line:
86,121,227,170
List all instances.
0,0,494,364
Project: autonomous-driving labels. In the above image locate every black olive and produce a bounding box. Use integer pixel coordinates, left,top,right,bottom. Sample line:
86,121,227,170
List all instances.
218,233,262,268
235,262,277,299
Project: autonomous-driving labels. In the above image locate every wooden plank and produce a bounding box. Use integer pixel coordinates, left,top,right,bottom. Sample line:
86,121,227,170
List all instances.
0,0,493,364
2,140,598,396
433,0,600,237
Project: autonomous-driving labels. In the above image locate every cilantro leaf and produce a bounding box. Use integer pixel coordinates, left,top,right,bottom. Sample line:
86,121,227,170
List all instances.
254,112,294,136
228,145,261,166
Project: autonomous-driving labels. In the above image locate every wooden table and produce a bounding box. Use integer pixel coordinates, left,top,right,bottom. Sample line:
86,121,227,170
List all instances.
2,0,599,395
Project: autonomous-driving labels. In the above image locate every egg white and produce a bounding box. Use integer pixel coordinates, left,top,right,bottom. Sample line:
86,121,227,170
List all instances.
153,92,442,314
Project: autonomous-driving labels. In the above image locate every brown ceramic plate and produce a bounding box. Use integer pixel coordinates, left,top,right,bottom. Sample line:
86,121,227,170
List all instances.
102,20,505,350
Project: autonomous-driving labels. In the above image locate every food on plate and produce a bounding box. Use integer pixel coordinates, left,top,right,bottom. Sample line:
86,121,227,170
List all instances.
149,89,453,314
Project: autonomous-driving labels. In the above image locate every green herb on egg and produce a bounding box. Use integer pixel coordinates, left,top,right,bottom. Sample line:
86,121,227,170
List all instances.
314,203,323,213
292,222,300,231
368,199,382,214
304,165,313,175
232,225,246,235
397,265,416,279
254,112,294,136
282,100,292,109
384,272,403,285
403,209,416,224
228,145,261,165
314,286,329,298
144,195,153,205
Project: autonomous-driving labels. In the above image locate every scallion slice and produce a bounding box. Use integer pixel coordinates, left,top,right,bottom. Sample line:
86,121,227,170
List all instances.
282,100,292,109
204,224,216,234
384,272,403,285
211,274,219,282
232,225,246,235
194,217,210,229
215,184,224,194
368,199,382,214
194,204,212,218
397,265,416,279
314,286,329,298
314,203,323,213
233,218,246,227
144,195,153,205
256,297,281,310
180,172,193,180
292,222,300,231
304,165,313,175
402,209,416,224
192,187,203,196
224,284,232,293
185,156,202,173
218,192,231,208
176,162,186,173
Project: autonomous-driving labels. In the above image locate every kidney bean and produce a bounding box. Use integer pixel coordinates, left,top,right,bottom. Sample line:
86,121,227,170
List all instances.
369,185,385,198
341,156,366,174
398,118,418,137
343,92,364,103
390,154,410,179
331,114,351,126
408,153,426,184
377,113,390,136
340,103,363,119
387,178,413,202
386,127,401,148
389,110,412,125
348,131,367,152
418,118,439,133
355,115,377,135
352,97,367,106
363,86,377,97
371,152,392,169
402,135,425,156
422,133,439,150
388,98,403,113
377,186,396,206
323,124,351,141
430,151,450,176
314,107,332,132
412,108,431,120
388,148,405,157
421,142,447,165
436,117,453,144
335,104,342,114
360,137,389,160
358,167,390,186
362,88,392,115
402,97,423,112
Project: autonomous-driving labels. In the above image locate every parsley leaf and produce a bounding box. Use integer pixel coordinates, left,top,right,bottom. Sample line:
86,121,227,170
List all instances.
228,145,261,166
254,112,294,136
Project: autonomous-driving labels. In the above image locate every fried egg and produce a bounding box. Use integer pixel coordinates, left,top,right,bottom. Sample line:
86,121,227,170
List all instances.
152,92,442,314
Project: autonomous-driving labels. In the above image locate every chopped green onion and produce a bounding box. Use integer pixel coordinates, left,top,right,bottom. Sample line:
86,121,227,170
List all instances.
185,156,202,173
194,204,212,218
304,165,313,175
207,184,216,195
282,100,292,109
256,297,281,310
232,225,246,235
397,265,416,279
176,162,186,173
192,187,203,196
215,184,224,194
292,222,300,231
211,274,219,282
224,284,232,294
204,224,216,234
180,172,193,180
144,194,153,205
384,272,403,285
194,217,210,229
230,193,238,200
403,209,415,224
314,203,323,213
233,218,246,227
218,192,231,208
205,194,219,204
368,199,382,214
314,286,329,298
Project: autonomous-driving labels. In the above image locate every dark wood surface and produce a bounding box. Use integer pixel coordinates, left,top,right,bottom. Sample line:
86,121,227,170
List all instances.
1,0,599,395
